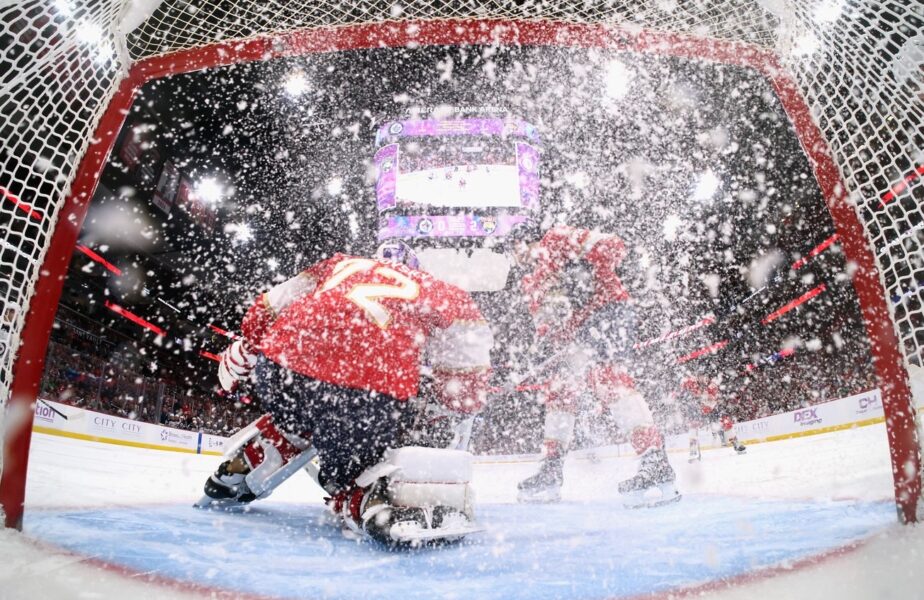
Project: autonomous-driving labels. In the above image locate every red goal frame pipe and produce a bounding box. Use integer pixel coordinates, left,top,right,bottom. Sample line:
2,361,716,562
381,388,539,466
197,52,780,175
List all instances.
3,18,919,528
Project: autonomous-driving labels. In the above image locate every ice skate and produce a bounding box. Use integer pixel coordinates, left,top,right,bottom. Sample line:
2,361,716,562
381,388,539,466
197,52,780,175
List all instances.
618,448,681,509
332,447,483,547
731,436,747,455
517,455,564,503
688,437,701,462
196,457,256,510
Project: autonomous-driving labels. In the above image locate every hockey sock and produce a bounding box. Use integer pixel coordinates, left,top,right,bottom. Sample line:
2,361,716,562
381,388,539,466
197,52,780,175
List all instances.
630,426,664,456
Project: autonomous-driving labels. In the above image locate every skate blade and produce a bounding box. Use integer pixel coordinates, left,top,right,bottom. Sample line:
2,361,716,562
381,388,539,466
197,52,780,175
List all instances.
634,492,682,509
390,520,484,544
517,488,562,504
621,483,682,509
193,495,251,511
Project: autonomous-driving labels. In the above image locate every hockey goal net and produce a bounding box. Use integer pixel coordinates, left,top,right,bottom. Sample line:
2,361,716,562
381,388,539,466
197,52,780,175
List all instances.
1,0,922,528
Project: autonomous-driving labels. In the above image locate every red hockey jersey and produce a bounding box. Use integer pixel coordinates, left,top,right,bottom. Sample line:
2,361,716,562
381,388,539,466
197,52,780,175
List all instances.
240,254,493,410
680,376,720,415
521,225,630,340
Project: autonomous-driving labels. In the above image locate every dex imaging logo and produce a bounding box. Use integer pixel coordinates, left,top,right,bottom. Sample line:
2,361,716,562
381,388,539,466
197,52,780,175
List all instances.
793,408,822,427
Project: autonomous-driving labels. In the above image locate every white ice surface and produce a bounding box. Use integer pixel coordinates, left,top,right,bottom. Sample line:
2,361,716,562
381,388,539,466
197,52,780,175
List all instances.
2,423,923,599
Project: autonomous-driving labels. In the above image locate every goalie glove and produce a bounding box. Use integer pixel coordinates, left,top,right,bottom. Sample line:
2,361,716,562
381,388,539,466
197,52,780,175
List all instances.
218,339,258,391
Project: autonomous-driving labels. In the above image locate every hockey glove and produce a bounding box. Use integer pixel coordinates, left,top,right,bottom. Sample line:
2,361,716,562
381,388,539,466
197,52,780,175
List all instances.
218,339,258,391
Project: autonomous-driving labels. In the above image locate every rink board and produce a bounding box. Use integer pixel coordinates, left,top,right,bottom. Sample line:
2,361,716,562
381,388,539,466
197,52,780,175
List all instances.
24,496,894,600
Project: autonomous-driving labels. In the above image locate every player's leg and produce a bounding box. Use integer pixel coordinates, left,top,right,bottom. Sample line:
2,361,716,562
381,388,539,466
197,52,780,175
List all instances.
720,414,746,454
304,381,416,495
516,367,583,503
590,366,680,507
617,411,680,508
197,357,321,508
688,426,701,462
579,302,680,507
711,420,727,446
304,385,481,545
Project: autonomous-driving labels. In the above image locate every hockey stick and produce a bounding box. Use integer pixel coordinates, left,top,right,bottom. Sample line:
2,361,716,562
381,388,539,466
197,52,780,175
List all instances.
38,398,68,420
496,345,572,396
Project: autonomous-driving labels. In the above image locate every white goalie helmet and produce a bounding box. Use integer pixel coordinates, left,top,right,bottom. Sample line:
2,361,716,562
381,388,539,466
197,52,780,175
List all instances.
376,239,420,270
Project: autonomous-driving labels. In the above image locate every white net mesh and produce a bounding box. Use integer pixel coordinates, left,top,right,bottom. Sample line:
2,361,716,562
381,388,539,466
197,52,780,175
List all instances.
1,0,922,495
773,0,924,367
124,0,780,58
0,0,126,475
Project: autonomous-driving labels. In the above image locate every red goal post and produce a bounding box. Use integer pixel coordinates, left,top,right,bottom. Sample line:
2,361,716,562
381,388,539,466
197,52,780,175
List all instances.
1,1,922,529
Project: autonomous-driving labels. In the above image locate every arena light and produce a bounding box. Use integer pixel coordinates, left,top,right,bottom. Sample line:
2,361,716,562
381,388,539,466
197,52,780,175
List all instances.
604,58,634,100
791,233,839,270
677,340,729,363
75,244,122,276
199,350,220,362
0,185,43,221
692,169,721,202
194,177,224,204
104,300,166,337
283,70,309,97
762,283,828,324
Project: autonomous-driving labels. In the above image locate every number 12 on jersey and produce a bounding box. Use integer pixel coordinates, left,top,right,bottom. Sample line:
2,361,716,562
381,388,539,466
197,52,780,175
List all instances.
319,258,420,328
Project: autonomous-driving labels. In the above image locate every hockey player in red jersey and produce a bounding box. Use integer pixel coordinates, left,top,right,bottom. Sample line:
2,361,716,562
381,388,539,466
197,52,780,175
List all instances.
512,225,679,507
679,375,746,460
199,241,493,545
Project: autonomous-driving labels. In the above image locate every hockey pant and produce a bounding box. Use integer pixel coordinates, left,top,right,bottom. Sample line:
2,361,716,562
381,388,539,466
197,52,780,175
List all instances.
542,364,663,457
253,356,416,494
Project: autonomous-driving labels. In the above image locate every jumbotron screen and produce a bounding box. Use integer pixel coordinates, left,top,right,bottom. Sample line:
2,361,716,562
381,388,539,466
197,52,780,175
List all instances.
374,117,541,215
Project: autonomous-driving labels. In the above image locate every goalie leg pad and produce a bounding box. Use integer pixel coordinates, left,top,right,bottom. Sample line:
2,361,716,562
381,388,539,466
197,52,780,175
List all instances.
341,447,482,545
198,414,314,507
240,414,313,498
358,446,475,516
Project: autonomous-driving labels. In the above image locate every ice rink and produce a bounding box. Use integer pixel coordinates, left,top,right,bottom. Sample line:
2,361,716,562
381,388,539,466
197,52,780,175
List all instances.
3,423,924,599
